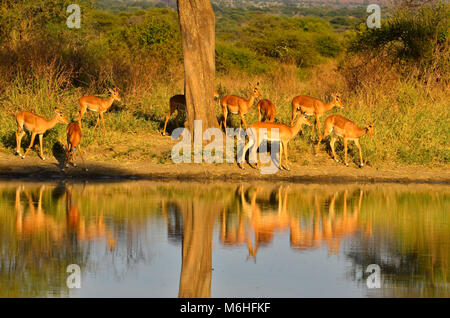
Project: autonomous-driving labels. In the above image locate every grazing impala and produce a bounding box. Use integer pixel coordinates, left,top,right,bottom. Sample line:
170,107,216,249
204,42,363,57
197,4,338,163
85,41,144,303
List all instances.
238,114,312,171
257,99,276,123
65,121,86,170
78,88,122,131
15,108,69,160
316,115,375,167
162,90,219,136
221,83,261,130
290,93,344,135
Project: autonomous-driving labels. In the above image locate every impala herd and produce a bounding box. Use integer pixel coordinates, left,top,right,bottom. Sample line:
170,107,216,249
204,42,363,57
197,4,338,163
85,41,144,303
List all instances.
14,83,375,171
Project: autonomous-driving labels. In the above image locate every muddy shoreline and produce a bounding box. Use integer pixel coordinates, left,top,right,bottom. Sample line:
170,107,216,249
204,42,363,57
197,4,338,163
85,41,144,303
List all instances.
0,153,448,184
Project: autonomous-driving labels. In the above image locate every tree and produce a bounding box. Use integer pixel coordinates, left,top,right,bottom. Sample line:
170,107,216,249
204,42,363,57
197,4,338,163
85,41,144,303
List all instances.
177,0,219,135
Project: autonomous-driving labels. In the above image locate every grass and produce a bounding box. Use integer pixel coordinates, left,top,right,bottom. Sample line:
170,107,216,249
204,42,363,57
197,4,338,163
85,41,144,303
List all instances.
0,60,448,168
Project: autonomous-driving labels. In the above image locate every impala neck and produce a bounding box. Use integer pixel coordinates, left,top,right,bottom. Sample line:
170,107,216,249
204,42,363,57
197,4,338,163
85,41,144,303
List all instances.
289,118,305,137
247,94,256,110
45,115,61,131
325,100,338,112
356,126,368,138
106,95,115,109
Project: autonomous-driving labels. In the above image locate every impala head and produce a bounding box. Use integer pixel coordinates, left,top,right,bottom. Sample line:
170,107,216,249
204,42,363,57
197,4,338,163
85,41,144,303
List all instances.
249,82,262,99
331,93,344,109
109,88,122,102
214,90,219,99
365,120,375,138
54,108,69,124
295,114,312,127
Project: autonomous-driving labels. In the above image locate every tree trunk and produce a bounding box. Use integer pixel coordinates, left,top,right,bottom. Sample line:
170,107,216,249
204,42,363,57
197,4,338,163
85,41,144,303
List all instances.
177,0,218,134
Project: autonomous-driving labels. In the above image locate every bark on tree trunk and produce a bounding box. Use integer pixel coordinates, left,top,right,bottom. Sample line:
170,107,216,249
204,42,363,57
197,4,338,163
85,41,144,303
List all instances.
177,0,218,134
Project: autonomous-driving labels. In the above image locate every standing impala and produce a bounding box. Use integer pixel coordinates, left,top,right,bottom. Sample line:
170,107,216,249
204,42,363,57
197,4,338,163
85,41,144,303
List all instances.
316,115,375,167
65,121,86,170
162,90,219,136
257,99,276,123
290,93,344,135
78,88,122,131
15,108,69,160
221,82,261,130
238,114,312,171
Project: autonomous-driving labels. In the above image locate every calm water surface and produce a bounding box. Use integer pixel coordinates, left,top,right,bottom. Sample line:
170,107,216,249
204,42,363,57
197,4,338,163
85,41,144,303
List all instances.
0,181,448,298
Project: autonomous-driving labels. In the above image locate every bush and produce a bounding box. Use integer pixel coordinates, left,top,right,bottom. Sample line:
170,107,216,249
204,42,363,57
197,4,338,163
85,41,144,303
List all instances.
349,2,449,82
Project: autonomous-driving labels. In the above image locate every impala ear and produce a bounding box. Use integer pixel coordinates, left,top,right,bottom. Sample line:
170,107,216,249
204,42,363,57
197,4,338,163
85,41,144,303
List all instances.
109,88,114,94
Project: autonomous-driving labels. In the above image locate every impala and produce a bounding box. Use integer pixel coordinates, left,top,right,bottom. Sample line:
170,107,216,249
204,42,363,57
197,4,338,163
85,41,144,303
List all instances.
290,93,344,135
162,90,219,136
238,114,312,171
65,121,87,170
15,108,69,160
78,88,122,131
316,115,375,167
257,99,276,123
221,82,261,130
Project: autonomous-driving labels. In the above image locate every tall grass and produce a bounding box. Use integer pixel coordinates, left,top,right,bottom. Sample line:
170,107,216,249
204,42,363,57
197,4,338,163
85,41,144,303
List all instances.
0,2,448,167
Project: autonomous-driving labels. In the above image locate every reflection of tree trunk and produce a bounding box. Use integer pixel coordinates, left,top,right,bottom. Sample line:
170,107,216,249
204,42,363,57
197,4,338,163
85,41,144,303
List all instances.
177,0,218,133
178,200,218,298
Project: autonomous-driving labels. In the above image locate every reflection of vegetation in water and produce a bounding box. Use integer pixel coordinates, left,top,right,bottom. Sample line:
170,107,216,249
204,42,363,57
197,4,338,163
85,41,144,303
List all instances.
0,185,88,297
0,183,163,297
0,182,448,297
220,184,449,297
346,188,450,297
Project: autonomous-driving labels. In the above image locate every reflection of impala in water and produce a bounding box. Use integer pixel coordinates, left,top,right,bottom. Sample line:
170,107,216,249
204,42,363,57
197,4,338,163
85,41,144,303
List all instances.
220,186,371,259
65,186,117,251
15,185,64,240
290,190,365,254
14,185,117,251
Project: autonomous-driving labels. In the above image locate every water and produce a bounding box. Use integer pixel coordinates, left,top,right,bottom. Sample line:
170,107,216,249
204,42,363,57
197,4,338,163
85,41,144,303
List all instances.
0,181,448,298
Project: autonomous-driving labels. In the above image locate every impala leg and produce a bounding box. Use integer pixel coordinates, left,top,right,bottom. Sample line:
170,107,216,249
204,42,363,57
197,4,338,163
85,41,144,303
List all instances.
93,114,100,130
222,108,228,132
78,145,88,171
283,142,290,171
162,109,173,136
315,114,321,139
344,138,349,167
278,141,283,170
78,105,87,128
65,143,72,167
249,138,260,169
16,129,26,157
257,107,261,122
330,136,338,162
23,133,37,158
238,137,253,170
355,139,364,167
240,113,248,131
38,134,46,160
256,138,262,169
316,123,332,155
100,112,106,132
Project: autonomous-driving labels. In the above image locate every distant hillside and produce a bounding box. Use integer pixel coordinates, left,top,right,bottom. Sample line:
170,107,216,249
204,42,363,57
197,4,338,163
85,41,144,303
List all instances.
98,0,384,9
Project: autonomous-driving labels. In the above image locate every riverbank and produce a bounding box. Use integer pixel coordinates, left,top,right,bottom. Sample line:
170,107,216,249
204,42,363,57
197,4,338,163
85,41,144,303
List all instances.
0,152,448,184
